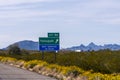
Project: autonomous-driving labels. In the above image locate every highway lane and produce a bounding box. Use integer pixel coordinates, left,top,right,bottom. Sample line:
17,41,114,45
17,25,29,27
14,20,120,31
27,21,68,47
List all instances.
0,63,57,80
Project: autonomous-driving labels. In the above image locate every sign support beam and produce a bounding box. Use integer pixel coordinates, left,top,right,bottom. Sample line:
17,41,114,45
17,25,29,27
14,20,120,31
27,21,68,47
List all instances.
42,51,44,60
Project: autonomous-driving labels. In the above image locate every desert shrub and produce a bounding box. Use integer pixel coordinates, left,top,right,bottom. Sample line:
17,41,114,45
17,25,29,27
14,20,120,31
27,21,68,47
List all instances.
1,50,120,74
21,49,29,55
24,60,40,68
1,56,120,80
60,66,84,77
8,46,21,55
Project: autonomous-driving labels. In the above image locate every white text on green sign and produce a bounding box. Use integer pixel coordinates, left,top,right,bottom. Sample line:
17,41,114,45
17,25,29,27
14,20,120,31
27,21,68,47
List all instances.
39,37,59,44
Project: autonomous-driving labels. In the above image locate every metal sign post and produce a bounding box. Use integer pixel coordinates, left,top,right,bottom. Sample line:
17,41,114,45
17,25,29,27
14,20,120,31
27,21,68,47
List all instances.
42,51,44,60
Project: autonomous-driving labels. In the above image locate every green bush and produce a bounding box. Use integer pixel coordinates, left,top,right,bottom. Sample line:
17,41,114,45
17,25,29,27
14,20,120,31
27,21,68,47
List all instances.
8,46,21,55
1,50,120,74
1,56,120,80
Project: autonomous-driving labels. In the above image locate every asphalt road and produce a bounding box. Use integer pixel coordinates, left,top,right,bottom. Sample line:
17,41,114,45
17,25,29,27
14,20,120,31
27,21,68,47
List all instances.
0,63,57,80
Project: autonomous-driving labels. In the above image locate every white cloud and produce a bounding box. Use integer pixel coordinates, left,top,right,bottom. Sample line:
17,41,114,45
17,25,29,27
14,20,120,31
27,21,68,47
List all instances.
95,17,120,24
0,0,62,19
0,0,58,6
0,10,61,19
79,0,120,9
62,0,120,24
1,0,120,26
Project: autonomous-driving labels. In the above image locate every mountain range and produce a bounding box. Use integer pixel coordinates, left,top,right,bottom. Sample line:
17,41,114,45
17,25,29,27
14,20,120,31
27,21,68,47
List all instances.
67,42,120,51
3,40,120,51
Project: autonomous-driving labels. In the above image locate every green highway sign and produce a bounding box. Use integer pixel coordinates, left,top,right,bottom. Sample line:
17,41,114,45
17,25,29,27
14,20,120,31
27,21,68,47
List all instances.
39,32,60,60
48,33,59,38
39,37,59,44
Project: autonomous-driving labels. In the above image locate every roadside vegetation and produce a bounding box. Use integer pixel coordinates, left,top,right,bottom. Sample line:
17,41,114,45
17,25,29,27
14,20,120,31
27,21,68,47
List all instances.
0,47,120,79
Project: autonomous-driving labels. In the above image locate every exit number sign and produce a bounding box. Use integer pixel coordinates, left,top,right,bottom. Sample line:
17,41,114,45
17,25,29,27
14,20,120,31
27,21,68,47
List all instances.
48,33,59,38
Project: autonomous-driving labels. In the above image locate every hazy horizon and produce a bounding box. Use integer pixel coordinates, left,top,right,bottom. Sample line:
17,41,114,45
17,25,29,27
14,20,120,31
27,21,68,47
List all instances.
0,0,120,48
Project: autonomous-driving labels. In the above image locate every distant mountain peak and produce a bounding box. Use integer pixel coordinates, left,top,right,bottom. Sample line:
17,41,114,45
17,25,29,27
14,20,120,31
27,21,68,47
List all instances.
67,42,120,51
80,44,85,47
4,40,39,50
88,42,96,46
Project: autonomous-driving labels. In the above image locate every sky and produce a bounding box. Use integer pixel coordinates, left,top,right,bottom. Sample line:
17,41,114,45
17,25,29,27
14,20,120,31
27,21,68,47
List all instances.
0,0,120,48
